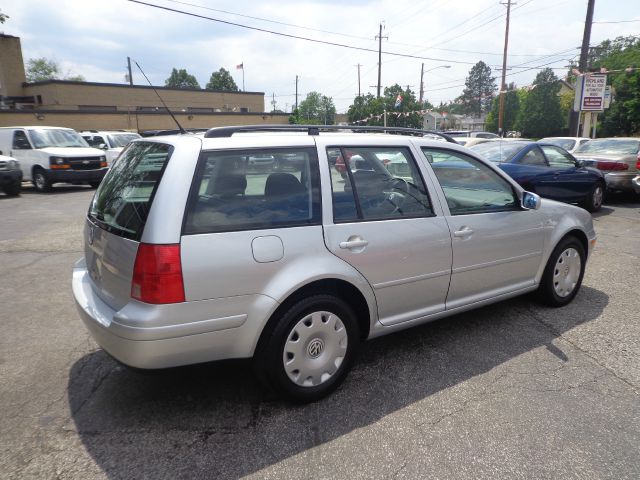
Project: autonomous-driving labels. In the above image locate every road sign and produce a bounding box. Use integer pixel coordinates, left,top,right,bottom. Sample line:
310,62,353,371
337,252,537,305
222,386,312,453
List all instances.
576,73,607,112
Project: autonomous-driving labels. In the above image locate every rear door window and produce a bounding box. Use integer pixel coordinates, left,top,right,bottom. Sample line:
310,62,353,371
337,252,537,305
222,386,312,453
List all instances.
327,146,433,222
184,148,321,234
88,142,172,240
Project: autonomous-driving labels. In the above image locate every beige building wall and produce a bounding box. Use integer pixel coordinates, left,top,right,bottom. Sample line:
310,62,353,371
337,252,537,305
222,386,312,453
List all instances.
0,111,290,131
0,34,27,97
23,81,264,112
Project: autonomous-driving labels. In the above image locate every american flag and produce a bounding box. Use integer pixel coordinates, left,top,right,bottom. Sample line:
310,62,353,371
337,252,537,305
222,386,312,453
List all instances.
394,94,403,108
236,63,244,70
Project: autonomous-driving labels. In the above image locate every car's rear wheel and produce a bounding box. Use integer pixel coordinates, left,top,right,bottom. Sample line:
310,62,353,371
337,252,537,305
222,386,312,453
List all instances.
255,294,360,402
32,168,52,193
581,181,604,212
536,236,586,307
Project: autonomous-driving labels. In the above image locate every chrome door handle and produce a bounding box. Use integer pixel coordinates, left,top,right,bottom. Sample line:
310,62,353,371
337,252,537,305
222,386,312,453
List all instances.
339,238,369,249
453,227,473,238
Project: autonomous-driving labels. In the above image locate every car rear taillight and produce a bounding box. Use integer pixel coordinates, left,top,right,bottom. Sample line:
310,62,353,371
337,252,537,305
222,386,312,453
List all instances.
131,243,185,304
595,161,628,171
636,155,640,170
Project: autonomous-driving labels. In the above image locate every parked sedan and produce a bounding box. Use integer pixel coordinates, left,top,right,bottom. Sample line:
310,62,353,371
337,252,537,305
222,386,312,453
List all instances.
538,137,591,153
572,138,640,195
471,140,606,212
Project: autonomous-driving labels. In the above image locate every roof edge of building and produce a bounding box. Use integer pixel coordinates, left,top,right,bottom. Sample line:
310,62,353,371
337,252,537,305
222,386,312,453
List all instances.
23,79,264,95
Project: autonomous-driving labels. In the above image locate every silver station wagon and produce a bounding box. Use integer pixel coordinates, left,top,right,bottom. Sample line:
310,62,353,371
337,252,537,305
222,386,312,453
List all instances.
72,125,597,402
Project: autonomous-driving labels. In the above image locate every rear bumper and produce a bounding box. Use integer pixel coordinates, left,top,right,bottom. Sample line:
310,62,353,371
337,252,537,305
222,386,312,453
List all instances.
604,172,635,192
72,260,277,369
48,168,108,184
0,169,22,186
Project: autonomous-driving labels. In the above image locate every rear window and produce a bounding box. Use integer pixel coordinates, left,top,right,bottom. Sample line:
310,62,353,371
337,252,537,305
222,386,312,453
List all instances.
184,148,321,234
88,142,172,240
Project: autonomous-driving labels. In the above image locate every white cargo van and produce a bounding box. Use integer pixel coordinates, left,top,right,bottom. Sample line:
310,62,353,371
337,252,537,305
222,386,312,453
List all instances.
0,126,108,192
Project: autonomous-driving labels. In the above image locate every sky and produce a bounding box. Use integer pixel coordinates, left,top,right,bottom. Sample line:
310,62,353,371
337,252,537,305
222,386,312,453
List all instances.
1,0,638,113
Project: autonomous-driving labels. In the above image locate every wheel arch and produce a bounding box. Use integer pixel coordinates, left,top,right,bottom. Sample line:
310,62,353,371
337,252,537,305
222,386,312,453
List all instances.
254,278,372,358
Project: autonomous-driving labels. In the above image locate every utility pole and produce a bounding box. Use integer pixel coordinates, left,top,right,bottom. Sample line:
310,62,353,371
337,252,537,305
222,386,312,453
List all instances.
127,57,133,85
355,64,362,97
271,92,276,112
295,75,299,111
419,63,425,104
498,0,514,137
569,0,596,136
376,23,387,98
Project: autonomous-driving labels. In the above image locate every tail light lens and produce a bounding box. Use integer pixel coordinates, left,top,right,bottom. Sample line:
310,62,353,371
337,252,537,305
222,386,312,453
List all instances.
131,243,185,304
635,155,640,170
595,161,628,171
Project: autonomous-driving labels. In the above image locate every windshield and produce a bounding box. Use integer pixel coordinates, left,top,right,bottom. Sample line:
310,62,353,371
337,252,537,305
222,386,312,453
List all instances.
107,133,141,148
28,129,89,148
574,139,639,155
470,141,526,163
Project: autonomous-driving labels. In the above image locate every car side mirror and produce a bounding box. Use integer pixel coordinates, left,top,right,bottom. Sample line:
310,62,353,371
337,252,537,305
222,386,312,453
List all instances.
575,159,585,168
522,191,541,210
99,144,108,150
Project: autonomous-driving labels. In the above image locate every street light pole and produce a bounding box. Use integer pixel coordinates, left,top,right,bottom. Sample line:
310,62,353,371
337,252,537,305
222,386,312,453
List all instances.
420,65,451,105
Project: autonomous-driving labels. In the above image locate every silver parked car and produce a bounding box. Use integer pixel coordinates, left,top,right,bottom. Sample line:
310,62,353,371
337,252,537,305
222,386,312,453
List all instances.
572,138,640,194
72,125,597,402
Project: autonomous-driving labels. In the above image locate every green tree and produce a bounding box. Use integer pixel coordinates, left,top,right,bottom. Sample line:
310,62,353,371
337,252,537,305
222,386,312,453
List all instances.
485,83,520,134
296,91,336,124
26,57,85,82
518,68,564,138
205,68,238,91
165,68,200,89
26,58,60,82
0,8,9,23
591,36,640,136
346,85,425,128
456,61,497,116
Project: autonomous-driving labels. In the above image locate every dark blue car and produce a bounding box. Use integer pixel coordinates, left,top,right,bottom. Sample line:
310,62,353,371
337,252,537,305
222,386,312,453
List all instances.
470,140,606,212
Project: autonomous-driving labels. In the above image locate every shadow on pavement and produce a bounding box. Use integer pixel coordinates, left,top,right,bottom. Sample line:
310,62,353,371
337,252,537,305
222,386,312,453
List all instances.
68,286,608,479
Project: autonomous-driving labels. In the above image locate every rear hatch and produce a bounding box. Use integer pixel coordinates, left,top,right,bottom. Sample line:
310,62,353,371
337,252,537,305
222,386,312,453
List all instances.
85,142,173,310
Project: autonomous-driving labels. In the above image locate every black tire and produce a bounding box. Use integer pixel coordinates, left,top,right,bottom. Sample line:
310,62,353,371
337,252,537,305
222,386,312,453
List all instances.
254,294,360,403
580,181,605,213
3,181,21,196
32,168,52,193
536,236,586,307
89,181,101,189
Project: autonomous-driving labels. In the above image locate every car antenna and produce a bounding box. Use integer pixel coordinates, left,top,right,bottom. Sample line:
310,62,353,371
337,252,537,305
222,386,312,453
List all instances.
134,60,187,134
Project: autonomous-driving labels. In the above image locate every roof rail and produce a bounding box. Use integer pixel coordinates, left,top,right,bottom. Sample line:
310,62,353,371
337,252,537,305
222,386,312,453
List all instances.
203,124,458,143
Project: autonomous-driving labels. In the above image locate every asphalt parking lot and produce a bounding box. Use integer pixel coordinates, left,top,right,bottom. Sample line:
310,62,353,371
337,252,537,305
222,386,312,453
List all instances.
1,185,639,480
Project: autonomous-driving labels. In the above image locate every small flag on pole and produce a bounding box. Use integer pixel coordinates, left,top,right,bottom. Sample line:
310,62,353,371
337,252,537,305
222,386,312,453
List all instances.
236,63,244,70
394,94,403,108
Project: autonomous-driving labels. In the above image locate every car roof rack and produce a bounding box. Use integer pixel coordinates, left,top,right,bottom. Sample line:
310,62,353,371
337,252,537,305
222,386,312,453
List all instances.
203,124,458,143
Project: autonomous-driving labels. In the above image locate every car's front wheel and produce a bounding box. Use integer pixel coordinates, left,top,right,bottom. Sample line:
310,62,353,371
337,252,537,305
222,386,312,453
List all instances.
32,168,52,193
536,236,586,307
3,181,21,196
255,294,360,402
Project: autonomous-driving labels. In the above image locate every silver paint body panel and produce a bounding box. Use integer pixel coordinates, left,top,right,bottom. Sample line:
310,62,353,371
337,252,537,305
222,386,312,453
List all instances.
73,133,597,369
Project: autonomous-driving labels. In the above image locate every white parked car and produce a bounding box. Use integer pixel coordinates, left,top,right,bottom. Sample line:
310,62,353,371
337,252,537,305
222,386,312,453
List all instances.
538,137,591,154
80,130,141,165
73,125,597,402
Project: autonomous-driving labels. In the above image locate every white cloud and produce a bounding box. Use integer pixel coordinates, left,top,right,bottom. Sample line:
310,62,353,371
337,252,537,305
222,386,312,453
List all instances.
3,0,637,112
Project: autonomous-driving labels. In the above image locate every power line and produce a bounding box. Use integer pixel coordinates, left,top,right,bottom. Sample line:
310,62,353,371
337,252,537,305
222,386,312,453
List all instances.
161,0,372,41
128,0,480,65
593,19,640,24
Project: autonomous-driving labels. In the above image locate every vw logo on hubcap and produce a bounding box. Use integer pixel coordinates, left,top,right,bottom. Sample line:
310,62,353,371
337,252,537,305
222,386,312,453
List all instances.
307,338,324,358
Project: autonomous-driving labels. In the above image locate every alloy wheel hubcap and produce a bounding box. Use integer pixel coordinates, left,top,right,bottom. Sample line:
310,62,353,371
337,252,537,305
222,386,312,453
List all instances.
593,186,603,208
283,310,348,387
553,247,581,297
35,174,44,189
